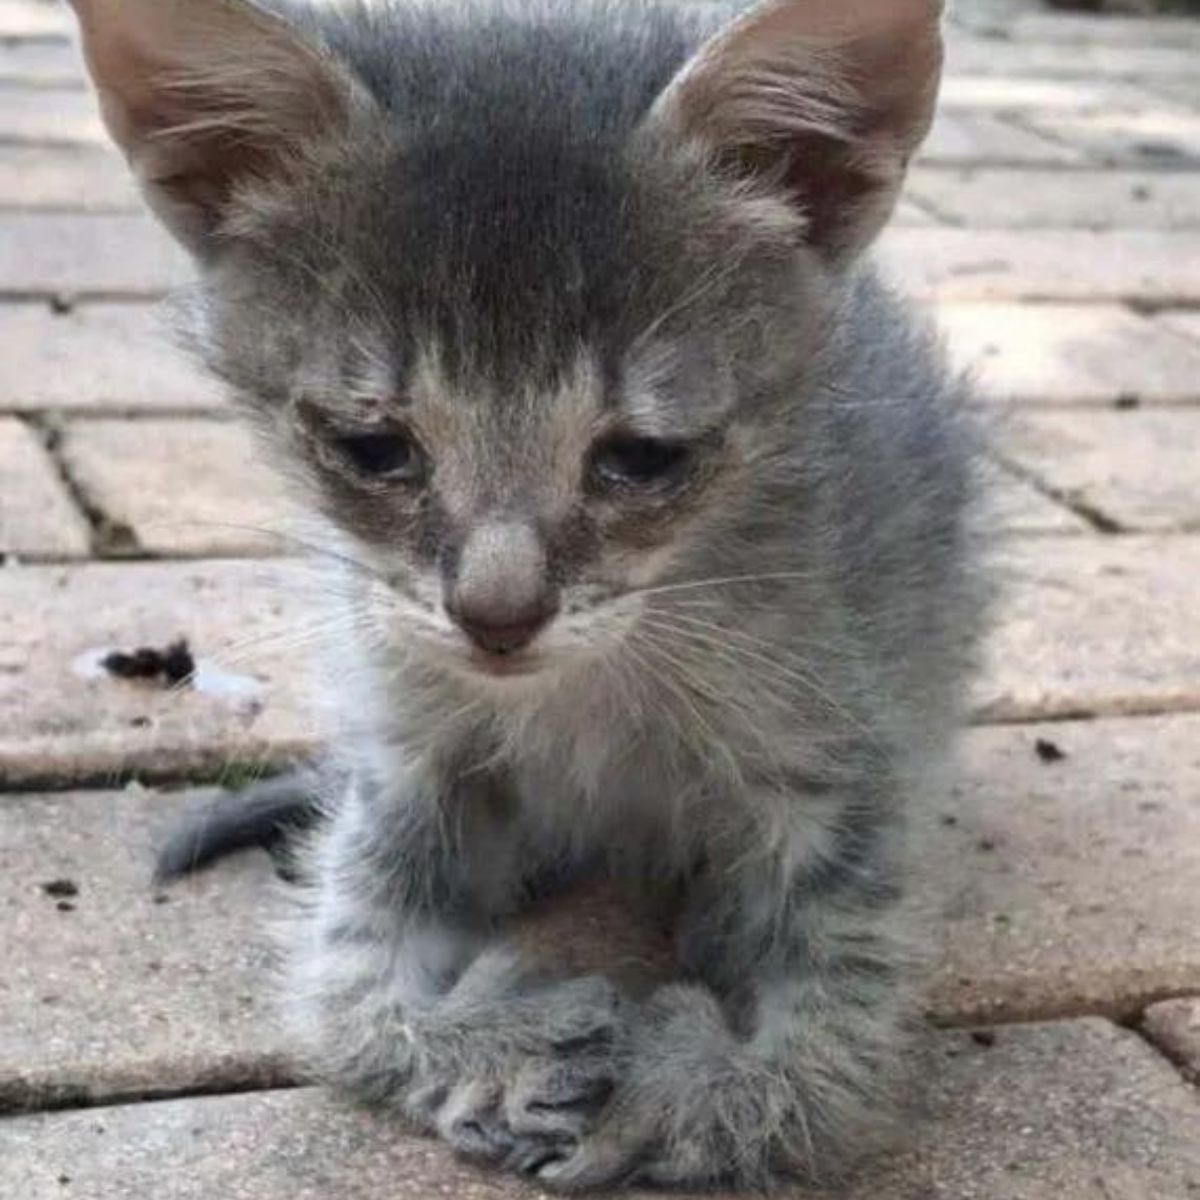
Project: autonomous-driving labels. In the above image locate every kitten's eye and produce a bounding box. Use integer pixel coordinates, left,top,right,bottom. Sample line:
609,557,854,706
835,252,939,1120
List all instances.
334,429,423,482
590,435,690,488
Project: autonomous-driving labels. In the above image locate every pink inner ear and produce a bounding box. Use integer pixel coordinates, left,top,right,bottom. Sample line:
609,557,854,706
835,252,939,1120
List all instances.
69,0,353,252
652,0,943,262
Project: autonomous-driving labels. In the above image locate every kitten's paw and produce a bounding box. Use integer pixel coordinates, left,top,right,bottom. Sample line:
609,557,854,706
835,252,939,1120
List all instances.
532,984,761,1191
416,975,631,1170
437,1051,620,1172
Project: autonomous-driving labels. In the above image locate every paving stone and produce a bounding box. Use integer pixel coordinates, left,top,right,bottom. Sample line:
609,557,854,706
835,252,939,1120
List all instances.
908,166,1200,229
2,1021,1198,1199
1140,77,1200,110
58,418,301,557
1009,11,1200,48
939,302,1200,405
920,111,1084,165
978,460,1089,535
0,0,72,38
0,38,86,88
0,214,190,299
945,37,1200,80
973,536,1200,721
0,144,140,212
892,198,939,227
0,303,224,413
1157,310,1200,347
0,418,89,559
938,75,1163,113
1024,109,1200,166
851,1019,1200,1198
0,559,320,785
1142,998,1200,1083
926,715,1200,1022
997,410,1200,532
0,786,291,1112
0,87,106,146
878,229,1200,304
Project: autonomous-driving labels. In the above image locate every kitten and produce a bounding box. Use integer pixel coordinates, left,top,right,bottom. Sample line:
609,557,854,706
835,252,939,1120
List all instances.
70,0,982,1189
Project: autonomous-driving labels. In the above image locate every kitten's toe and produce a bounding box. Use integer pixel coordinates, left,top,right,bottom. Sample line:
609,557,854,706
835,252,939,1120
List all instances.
506,1057,616,1140
532,1130,642,1192
436,1080,514,1163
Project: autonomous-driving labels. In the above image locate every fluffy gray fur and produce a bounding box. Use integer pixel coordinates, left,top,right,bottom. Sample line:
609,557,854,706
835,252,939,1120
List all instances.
73,0,983,1189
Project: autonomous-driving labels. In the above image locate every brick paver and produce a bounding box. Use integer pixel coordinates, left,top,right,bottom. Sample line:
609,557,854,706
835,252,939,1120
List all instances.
1142,76,1200,109
937,75,1164,113
999,410,1200,531
2,0,1199,1194
0,303,222,413
1158,309,1200,346
938,302,1200,404
879,228,1200,303
1024,108,1200,166
928,715,1200,1022
0,560,319,786
58,418,299,557
0,418,89,559
0,0,72,39
0,40,85,89
920,110,1085,165
1143,999,1200,1084
0,786,290,1112
2,1021,1198,1199
975,537,1200,721
908,166,1200,229
945,37,1200,81
0,88,105,146
0,145,140,212
1005,11,1200,47
984,464,1090,535
0,215,190,299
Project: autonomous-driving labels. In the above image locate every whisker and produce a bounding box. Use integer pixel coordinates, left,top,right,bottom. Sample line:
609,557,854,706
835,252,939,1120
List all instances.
628,571,820,602
637,613,883,750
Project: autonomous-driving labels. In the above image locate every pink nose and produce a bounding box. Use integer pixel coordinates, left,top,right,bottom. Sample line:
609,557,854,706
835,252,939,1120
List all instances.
452,605,554,655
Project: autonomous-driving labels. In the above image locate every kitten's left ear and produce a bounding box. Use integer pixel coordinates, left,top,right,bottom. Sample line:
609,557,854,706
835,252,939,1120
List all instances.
646,0,943,264
67,0,358,257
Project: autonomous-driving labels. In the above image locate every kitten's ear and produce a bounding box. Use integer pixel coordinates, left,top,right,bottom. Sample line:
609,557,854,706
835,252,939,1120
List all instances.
67,0,356,256
647,0,943,264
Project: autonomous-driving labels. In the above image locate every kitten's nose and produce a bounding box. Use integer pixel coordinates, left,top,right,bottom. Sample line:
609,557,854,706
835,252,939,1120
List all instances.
454,607,553,655
447,522,557,656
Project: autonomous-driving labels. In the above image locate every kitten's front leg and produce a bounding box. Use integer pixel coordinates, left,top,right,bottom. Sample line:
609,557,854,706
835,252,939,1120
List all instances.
290,767,629,1169
535,779,915,1192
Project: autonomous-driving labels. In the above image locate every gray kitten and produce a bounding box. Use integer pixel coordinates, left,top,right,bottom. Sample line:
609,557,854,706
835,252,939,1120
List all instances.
71,0,981,1189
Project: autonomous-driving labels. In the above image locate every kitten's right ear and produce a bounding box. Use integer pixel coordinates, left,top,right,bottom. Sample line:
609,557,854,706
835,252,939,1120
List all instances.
67,0,357,257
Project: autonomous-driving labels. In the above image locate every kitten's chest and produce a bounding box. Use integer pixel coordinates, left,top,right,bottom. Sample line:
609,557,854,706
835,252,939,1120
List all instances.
505,713,698,874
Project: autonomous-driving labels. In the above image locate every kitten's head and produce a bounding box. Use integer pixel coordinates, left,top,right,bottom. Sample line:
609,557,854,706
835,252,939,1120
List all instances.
70,0,942,685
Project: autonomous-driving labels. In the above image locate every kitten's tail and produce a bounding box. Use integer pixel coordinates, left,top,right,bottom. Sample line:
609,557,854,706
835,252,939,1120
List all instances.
155,769,321,883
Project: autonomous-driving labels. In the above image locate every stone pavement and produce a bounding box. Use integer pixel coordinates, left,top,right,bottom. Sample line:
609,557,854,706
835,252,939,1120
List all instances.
2,0,1199,1195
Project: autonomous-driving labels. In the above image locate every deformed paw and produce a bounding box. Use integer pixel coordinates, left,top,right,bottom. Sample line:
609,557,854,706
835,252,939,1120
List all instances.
415,974,632,1173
